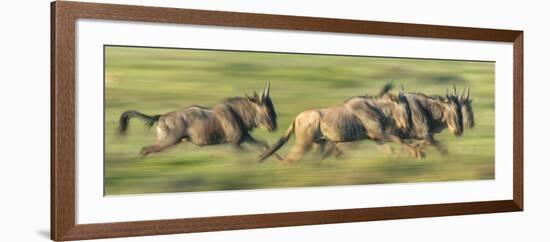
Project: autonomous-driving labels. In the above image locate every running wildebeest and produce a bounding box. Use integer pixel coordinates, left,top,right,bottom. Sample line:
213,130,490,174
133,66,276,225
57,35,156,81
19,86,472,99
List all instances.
328,84,469,158
259,83,467,162
333,84,471,158
398,85,472,156
258,83,423,162
118,81,281,159
395,87,464,156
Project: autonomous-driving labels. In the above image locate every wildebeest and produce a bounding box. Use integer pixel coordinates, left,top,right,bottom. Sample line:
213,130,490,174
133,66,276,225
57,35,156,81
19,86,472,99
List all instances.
400,86,472,155
336,85,469,158
258,83,424,162
395,87,464,156
118,81,281,158
259,83,467,162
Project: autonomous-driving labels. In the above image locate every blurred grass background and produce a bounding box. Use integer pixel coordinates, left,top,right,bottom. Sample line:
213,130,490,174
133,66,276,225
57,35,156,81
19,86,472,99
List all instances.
104,46,495,195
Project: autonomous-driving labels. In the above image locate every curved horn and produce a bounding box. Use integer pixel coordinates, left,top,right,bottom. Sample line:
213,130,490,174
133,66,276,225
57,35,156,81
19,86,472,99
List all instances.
263,80,270,98
259,81,270,104
466,87,471,100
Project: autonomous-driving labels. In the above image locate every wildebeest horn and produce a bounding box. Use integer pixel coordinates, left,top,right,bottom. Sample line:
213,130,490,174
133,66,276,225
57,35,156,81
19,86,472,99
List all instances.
260,81,270,103
398,85,406,101
453,84,457,96
264,81,270,97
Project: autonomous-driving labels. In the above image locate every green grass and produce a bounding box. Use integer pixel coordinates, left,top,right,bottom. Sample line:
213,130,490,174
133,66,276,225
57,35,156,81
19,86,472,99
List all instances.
104,46,495,195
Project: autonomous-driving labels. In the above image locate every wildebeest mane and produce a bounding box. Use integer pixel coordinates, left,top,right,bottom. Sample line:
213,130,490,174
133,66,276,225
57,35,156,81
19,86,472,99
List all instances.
378,81,395,97
221,96,259,131
344,81,396,103
184,104,210,110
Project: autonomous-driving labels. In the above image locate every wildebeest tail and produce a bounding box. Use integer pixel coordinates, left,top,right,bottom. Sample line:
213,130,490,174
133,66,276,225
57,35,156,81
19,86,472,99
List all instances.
118,110,161,134
258,120,295,162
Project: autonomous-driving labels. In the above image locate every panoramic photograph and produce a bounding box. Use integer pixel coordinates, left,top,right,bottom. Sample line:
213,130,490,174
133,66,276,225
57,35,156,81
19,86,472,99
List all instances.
104,45,494,195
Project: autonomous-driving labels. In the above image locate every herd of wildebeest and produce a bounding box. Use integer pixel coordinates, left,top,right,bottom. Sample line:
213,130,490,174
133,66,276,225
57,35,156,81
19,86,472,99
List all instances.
118,81,474,162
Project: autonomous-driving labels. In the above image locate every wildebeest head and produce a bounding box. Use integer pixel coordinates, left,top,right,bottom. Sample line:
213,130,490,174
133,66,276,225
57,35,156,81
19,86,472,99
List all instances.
459,87,475,129
247,81,277,131
444,85,464,136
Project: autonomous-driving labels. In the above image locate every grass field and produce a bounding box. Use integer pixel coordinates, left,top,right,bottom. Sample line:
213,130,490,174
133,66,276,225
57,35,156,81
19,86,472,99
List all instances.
104,46,495,195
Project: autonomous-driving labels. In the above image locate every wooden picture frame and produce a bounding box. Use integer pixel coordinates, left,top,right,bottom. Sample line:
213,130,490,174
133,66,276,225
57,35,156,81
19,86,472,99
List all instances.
51,1,523,241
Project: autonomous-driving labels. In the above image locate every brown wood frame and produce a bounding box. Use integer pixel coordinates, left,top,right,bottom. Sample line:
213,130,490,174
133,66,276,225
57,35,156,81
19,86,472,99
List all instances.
51,1,523,241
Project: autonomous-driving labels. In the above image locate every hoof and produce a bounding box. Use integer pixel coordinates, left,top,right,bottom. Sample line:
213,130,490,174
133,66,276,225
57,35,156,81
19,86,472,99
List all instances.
418,150,426,159
139,147,149,158
277,160,292,165
274,153,285,161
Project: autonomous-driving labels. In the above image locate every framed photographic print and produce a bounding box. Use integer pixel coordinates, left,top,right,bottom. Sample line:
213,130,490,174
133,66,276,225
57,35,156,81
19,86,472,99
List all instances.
51,1,523,241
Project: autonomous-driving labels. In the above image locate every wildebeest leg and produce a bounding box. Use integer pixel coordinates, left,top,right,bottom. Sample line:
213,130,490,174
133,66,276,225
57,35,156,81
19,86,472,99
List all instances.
285,134,316,162
319,141,334,160
139,115,187,158
412,140,429,155
313,142,323,155
319,142,346,160
334,144,345,158
315,140,328,158
140,136,180,158
285,142,311,162
279,110,320,162
375,140,394,155
349,110,411,156
353,112,420,158
384,134,423,158
232,142,247,152
424,135,448,156
241,135,284,161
